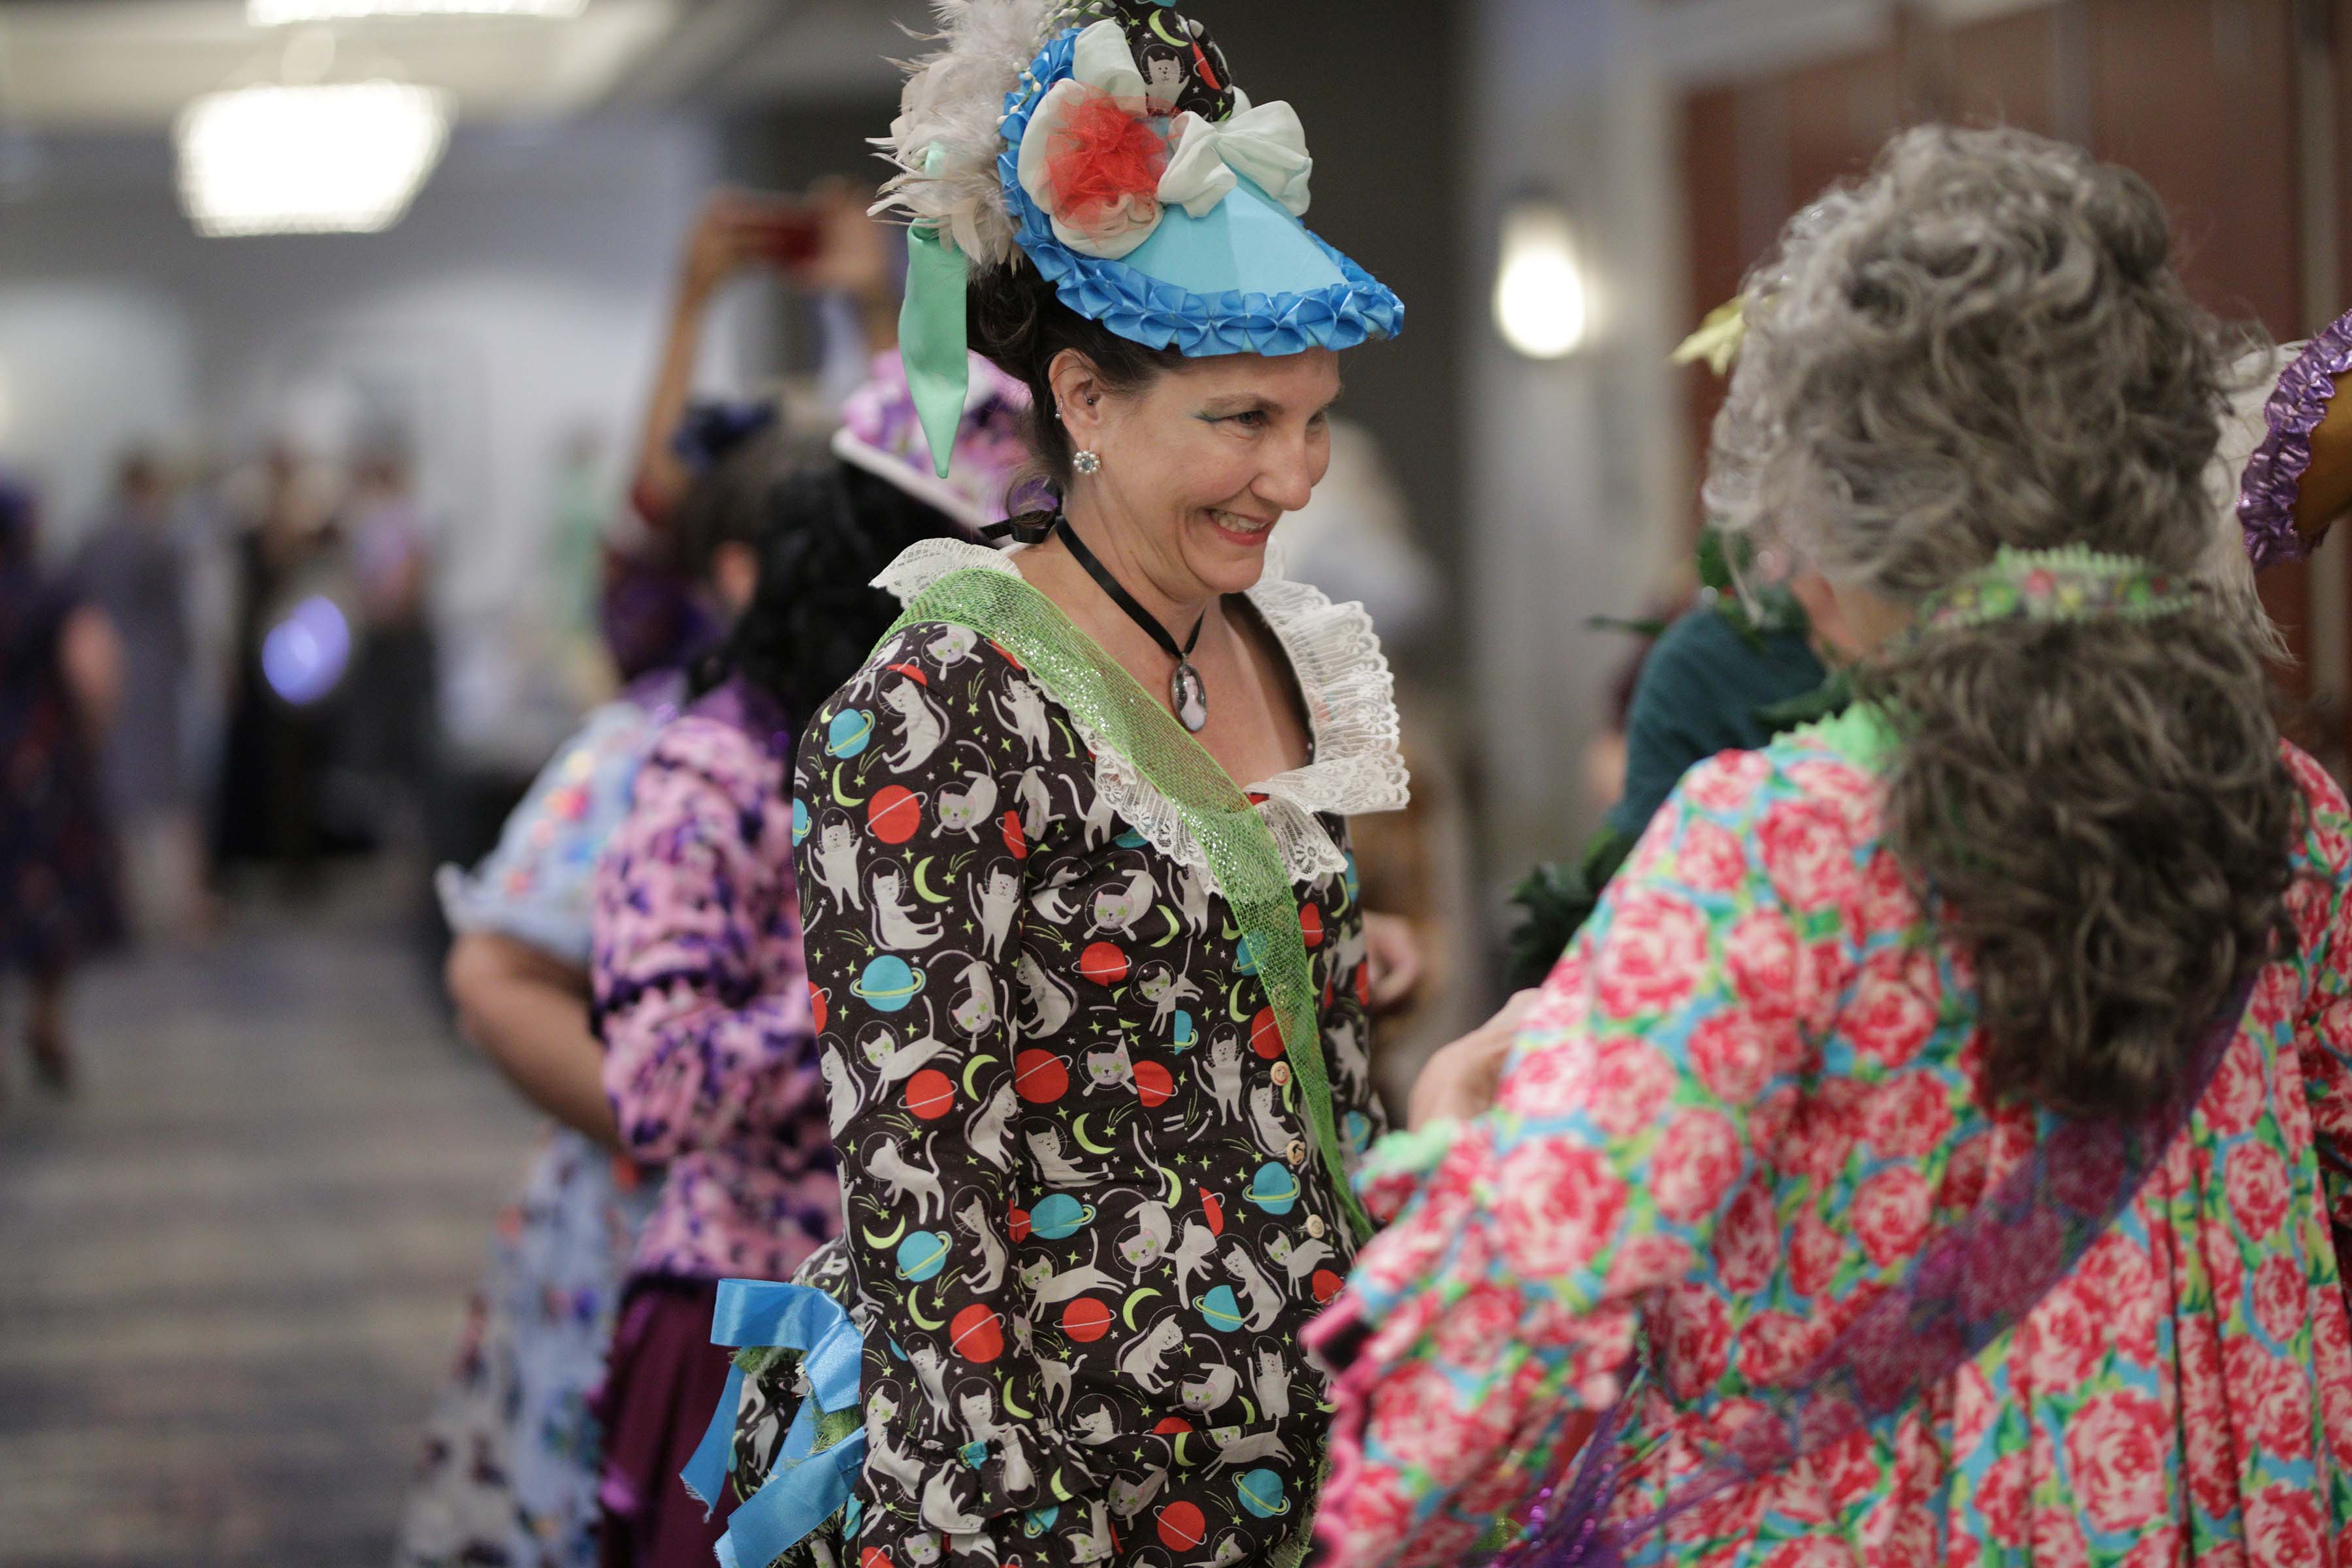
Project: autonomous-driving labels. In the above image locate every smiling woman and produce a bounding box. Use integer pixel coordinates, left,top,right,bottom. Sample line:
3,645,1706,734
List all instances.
672,5,1535,1567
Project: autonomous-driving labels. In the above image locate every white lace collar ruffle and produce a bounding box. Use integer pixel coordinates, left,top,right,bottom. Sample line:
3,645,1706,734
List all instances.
873,536,1410,880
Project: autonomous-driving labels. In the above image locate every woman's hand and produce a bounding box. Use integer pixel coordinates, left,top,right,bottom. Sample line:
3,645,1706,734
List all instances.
1361,911,1426,1014
1407,990,1541,1132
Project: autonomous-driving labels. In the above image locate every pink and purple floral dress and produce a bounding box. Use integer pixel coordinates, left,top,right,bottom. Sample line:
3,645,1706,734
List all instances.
1317,709,2352,1567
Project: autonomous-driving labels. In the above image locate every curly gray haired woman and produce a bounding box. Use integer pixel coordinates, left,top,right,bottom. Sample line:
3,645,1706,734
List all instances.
1707,123,2299,1119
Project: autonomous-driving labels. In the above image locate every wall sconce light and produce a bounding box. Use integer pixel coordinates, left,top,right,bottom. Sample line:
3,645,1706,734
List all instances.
1494,193,1588,361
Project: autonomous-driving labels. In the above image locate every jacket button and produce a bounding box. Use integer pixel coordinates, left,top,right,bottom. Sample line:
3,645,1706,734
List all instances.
1287,1139,1307,1166
1306,1215,1326,1239
1271,1062,1292,1086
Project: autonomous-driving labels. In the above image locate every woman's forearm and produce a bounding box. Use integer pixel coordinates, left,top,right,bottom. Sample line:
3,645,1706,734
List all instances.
446,933,620,1147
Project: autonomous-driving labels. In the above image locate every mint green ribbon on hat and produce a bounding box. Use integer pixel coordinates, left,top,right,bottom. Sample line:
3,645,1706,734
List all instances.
902,142,973,480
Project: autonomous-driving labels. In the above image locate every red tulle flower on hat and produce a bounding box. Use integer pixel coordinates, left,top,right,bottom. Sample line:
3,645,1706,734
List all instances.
1043,85,1168,232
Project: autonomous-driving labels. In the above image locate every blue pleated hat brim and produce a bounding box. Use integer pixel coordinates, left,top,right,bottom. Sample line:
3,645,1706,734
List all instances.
998,26,1404,358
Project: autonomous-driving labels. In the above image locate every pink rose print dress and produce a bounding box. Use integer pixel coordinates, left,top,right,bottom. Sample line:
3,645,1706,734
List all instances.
1317,706,2352,1568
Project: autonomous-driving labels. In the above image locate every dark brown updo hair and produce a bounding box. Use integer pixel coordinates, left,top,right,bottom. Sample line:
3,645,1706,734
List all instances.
968,259,1186,490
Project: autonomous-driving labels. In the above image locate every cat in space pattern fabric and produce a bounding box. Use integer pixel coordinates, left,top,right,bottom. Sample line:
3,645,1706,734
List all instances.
791,617,1389,1567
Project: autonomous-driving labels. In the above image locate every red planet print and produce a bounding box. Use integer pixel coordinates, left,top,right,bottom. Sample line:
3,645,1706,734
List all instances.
1014,1049,1068,1104
868,786,922,845
1201,1189,1224,1236
1000,809,1028,859
1249,1006,1282,1060
1354,962,1373,1007
862,1550,891,1568
1152,1415,1192,1436
809,983,827,1034
1007,1207,1032,1243
1061,1296,1112,1343
950,1303,1004,1362
905,1069,955,1120
1299,905,1324,949
1134,1060,1174,1107
1311,1268,1343,1303
1157,1502,1207,1552
1078,941,1128,987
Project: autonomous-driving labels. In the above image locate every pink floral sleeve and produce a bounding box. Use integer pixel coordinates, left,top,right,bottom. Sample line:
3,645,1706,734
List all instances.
1316,747,1847,1567
593,715,820,1163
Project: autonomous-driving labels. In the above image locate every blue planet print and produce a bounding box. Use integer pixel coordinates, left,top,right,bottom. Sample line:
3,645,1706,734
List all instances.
960,1439,988,1468
1170,1009,1197,1051
1247,1161,1299,1215
1115,828,1148,849
1343,849,1362,903
896,1230,950,1282
1022,1505,1060,1538
1236,1467,1290,1518
825,708,875,759
851,956,925,1013
1235,933,1262,976
1345,1110,1371,1151
1029,1194,1095,1240
1200,1284,1245,1333
792,798,810,845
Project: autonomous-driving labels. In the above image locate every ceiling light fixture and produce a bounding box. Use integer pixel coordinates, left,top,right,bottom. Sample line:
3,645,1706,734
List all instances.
248,0,587,23
175,82,452,237
1494,195,1590,361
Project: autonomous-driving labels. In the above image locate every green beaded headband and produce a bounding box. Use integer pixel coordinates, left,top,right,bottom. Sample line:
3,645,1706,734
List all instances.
1914,545,2197,636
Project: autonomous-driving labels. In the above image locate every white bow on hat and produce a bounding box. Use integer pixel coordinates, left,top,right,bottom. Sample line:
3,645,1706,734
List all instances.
1156,91,1314,221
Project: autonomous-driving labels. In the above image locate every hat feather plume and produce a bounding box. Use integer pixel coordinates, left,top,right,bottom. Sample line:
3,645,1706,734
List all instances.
874,0,1076,269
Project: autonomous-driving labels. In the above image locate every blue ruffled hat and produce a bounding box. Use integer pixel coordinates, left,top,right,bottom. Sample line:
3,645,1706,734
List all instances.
881,0,1403,475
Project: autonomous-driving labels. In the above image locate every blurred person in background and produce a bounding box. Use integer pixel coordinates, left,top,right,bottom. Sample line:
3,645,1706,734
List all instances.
0,476,123,1100
585,346,1028,1568
397,185,920,1568
345,437,439,832
210,440,363,887
71,448,206,940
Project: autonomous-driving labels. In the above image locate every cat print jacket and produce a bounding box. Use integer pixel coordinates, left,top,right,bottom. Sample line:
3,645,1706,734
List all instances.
791,546,1407,1567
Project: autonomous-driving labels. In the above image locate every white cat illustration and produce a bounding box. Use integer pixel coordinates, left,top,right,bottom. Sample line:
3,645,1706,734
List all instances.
819,1043,860,1138
951,959,1000,1037
1023,1127,1102,1187
1247,1081,1290,1159
994,679,1053,761
926,625,979,667
1019,1255,1124,1305
920,1468,986,1535
970,867,1020,960
1036,1353,1075,1413
1115,1198,1171,1275
868,1135,946,1223
1169,1219,1218,1307
871,868,945,951
881,678,949,772
1059,773,1117,849
1250,1344,1293,1422
863,1388,928,1495
1016,952,1077,1036
1223,1245,1283,1332
1014,767,1056,840
935,771,998,841
1117,1314,1185,1394
1107,1466,1168,1522
1205,1426,1292,1471
1173,862,1212,934
1089,868,1155,936
907,1343,954,1423
955,1193,1010,1295
810,817,863,913
965,1079,1016,1171
859,1015,946,1090
1066,1500,1117,1565
1201,1033,1245,1122
1179,1362,1238,1414
1266,1228,1334,1287
1083,1040,1134,1091
1135,962,1201,1030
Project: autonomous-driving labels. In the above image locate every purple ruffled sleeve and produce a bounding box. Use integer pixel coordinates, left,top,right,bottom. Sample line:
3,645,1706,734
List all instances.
2240,308,2352,570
